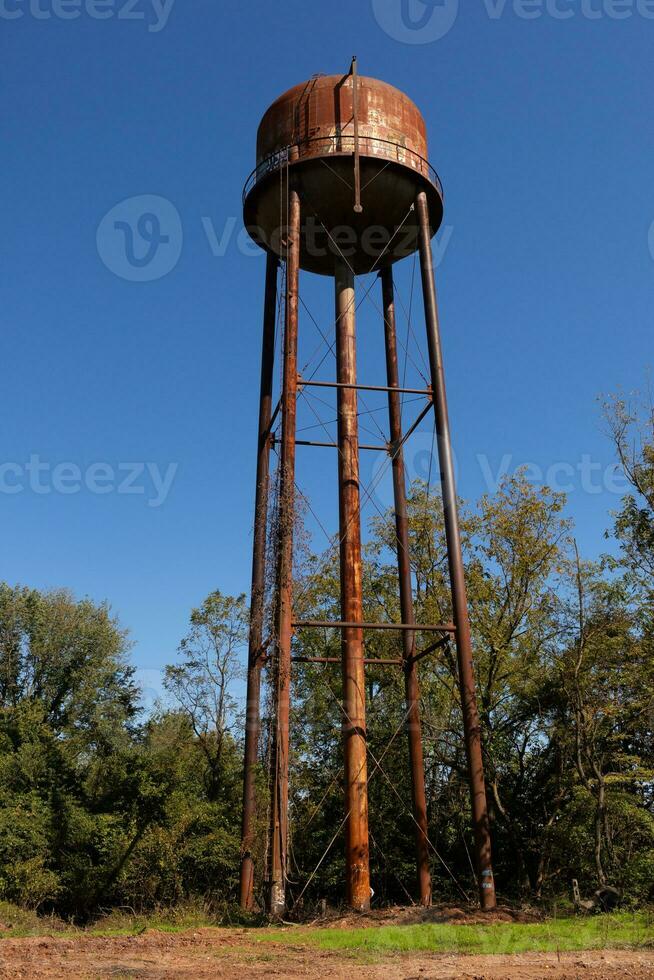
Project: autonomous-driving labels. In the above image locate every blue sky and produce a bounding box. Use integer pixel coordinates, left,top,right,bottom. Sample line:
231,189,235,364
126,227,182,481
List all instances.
2,1,652,689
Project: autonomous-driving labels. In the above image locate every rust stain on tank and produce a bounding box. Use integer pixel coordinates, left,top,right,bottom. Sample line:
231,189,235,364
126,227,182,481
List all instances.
256,74,432,183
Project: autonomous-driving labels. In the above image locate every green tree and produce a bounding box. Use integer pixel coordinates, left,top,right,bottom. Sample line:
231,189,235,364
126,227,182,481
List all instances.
165,591,247,802
0,585,141,913
603,389,654,595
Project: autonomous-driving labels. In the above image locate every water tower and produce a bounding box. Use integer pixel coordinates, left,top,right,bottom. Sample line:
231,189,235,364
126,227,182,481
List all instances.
239,61,496,917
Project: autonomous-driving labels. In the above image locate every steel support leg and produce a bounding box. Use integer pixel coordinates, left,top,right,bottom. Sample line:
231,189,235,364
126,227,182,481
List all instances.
267,188,301,918
381,266,432,907
416,191,497,911
335,259,371,912
240,252,279,910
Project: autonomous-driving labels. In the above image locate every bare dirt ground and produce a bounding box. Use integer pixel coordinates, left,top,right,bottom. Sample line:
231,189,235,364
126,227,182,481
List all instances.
1,928,653,980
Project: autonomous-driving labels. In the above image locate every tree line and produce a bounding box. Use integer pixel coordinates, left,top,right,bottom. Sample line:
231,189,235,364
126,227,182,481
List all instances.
0,393,652,917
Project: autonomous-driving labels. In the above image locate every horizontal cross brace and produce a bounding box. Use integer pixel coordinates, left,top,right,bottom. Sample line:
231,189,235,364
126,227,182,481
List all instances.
275,438,387,452
259,637,449,667
293,621,456,633
299,379,432,397
293,656,404,667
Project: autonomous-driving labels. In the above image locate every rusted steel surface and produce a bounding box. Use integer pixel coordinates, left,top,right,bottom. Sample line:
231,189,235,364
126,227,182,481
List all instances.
335,260,371,913
256,73,431,177
381,266,432,908
267,187,301,919
243,72,443,276
416,190,497,912
240,252,278,911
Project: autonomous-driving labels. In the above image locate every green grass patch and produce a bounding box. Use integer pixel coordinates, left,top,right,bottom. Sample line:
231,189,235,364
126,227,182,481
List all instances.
0,901,263,940
1,904,652,957
81,904,265,937
0,902,212,940
0,902,70,938
261,912,654,957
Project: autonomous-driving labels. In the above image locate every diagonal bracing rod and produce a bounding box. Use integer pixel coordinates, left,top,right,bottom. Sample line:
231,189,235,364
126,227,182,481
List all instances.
416,190,497,911
240,252,279,910
267,187,301,918
381,265,432,908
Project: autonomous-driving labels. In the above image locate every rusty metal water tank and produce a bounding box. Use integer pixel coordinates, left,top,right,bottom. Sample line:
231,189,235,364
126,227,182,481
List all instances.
243,71,444,275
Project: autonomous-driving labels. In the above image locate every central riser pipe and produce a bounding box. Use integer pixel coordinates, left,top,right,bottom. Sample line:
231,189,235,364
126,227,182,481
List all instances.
335,260,371,912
